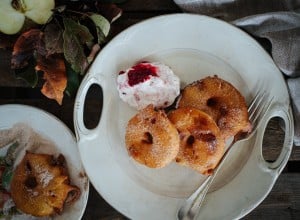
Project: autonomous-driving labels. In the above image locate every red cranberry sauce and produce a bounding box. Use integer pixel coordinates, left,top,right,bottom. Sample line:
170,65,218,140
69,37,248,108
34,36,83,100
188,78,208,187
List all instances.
127,62,158,86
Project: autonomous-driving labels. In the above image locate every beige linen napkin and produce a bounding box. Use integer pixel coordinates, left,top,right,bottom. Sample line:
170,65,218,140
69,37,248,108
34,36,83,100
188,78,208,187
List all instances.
174,0,300,146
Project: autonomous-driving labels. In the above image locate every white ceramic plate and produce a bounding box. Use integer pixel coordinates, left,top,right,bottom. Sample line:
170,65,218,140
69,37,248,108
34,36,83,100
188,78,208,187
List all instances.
74,14,294,219
0,104,89,220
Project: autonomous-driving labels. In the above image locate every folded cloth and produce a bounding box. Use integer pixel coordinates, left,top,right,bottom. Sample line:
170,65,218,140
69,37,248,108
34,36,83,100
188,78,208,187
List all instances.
173,0,300,21
174,0,300,146
232,12,300,77
288,78,300,146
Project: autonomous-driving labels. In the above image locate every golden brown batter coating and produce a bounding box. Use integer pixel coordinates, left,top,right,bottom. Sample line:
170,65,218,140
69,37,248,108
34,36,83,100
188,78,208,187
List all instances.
178,76,251,140
168,107,225,175
125,104,180,168
10,152,80,217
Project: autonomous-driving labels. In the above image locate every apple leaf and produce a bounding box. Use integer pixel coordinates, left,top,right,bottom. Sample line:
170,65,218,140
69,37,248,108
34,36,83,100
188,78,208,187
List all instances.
44,22,64,56
14,57,38,87
11,29,43,69
36,54,67,105
89,13,110,44
63,18,94,74
64,61,80,97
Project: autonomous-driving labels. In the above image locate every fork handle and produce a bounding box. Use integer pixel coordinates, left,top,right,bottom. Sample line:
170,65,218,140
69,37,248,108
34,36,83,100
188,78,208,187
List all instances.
177,175,214,220
178,138,238,220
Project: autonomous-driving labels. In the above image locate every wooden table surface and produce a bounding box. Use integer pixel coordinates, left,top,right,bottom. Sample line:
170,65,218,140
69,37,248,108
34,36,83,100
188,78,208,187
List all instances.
0,0,299,219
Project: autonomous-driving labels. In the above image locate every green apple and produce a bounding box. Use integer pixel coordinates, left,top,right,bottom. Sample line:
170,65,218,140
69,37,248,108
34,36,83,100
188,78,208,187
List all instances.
0,0,55,35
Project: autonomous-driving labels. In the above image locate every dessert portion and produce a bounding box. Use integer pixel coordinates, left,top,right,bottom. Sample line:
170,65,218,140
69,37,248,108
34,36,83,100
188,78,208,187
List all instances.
178,76,251,139
120,61,251,175
125,105,180,168
0,123,86,219
117,61,180,110
168,107,225,175
10,152,80,217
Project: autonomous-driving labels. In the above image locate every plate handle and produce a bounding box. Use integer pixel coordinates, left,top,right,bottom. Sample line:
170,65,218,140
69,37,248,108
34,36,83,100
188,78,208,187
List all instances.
259,105,294,173
74,72,105,142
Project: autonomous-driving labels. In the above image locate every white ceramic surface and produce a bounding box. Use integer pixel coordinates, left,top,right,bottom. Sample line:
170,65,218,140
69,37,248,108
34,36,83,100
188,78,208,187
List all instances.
0,104,89,220
74,14,294,220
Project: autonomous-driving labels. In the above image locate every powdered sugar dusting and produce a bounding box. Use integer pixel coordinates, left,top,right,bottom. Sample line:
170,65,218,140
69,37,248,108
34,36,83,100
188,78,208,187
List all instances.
35,164,54,188
27,189,39,197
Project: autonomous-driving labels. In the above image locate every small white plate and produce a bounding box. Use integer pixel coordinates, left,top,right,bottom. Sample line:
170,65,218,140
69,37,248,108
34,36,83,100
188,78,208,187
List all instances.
0,104,89,220
74,14,293,219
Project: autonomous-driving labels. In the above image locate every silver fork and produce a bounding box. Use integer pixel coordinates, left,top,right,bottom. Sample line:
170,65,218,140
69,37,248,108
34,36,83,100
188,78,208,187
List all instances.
177,91,273,220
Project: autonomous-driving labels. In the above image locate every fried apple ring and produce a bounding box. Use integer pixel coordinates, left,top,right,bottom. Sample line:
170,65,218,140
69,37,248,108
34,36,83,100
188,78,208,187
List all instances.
125,104,180,168
168,107,225,175
10,152,80,217
178,76,251,140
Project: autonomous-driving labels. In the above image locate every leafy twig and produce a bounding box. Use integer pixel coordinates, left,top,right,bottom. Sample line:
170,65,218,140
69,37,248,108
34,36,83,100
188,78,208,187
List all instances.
4,1,124,104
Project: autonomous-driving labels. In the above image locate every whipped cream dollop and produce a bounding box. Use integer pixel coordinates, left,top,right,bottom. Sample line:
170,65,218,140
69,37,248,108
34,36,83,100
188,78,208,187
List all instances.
117,61,180,110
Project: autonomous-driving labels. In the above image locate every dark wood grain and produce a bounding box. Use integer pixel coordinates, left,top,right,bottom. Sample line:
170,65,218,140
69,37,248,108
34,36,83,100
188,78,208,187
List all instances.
120,0,180,11
0,0,299,219
244,173,300,219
